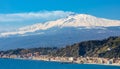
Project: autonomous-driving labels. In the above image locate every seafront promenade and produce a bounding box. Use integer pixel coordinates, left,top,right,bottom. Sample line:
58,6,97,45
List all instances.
0,53,120,66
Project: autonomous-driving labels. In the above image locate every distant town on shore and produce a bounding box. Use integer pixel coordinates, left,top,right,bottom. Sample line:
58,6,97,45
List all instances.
0,36,120,65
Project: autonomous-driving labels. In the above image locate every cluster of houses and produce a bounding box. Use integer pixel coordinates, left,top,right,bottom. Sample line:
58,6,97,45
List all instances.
0,52,120,65
32,56,120,65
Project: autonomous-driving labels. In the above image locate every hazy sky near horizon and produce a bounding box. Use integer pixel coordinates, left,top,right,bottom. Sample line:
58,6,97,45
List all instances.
0,0,120,31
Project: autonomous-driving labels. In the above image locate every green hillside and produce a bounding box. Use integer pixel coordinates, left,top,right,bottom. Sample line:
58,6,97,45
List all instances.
0,36,120,58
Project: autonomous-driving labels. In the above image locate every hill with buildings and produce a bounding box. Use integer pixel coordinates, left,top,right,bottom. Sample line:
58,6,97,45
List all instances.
0,36,120,58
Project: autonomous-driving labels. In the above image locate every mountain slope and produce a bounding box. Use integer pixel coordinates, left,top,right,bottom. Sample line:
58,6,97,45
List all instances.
0,14,120,37
1,36,120,58
0,14,120,50
0,27,120,50
52,36,120,58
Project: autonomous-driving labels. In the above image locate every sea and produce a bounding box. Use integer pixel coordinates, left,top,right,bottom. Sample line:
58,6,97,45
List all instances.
0,58,120,69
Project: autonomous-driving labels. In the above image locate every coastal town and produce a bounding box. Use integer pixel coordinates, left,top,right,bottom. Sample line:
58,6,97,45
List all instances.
0,52,120,66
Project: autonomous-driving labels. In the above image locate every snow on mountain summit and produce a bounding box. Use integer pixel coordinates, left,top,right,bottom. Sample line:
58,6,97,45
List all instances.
19,14,120,30
0,14,120,37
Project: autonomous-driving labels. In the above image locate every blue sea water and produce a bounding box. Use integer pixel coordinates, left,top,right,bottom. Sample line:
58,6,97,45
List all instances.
0,58,120,69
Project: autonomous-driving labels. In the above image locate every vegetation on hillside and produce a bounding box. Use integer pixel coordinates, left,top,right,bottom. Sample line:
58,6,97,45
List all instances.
0,36,120,58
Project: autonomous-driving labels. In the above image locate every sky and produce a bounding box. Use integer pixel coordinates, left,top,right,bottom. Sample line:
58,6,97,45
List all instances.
0,0,120,32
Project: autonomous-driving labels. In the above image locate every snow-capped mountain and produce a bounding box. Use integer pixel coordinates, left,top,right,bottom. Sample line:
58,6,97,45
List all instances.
0,14,120,37
0,14,120,50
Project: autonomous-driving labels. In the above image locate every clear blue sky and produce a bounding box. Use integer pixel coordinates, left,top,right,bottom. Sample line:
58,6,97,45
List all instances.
0,0,120,32
0,0,120,19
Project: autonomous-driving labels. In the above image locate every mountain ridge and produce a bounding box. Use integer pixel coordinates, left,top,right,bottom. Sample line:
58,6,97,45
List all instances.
0,14,120,37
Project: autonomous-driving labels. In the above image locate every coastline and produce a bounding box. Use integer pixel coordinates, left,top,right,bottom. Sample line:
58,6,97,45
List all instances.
84,63,120,67
0,58,120,67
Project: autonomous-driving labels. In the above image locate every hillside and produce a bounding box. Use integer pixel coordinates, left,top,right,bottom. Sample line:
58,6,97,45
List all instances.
53,36,120,58
0,36,120,58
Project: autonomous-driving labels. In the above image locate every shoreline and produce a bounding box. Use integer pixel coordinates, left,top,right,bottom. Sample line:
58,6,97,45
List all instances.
83,63,120,67
1,58,120,67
